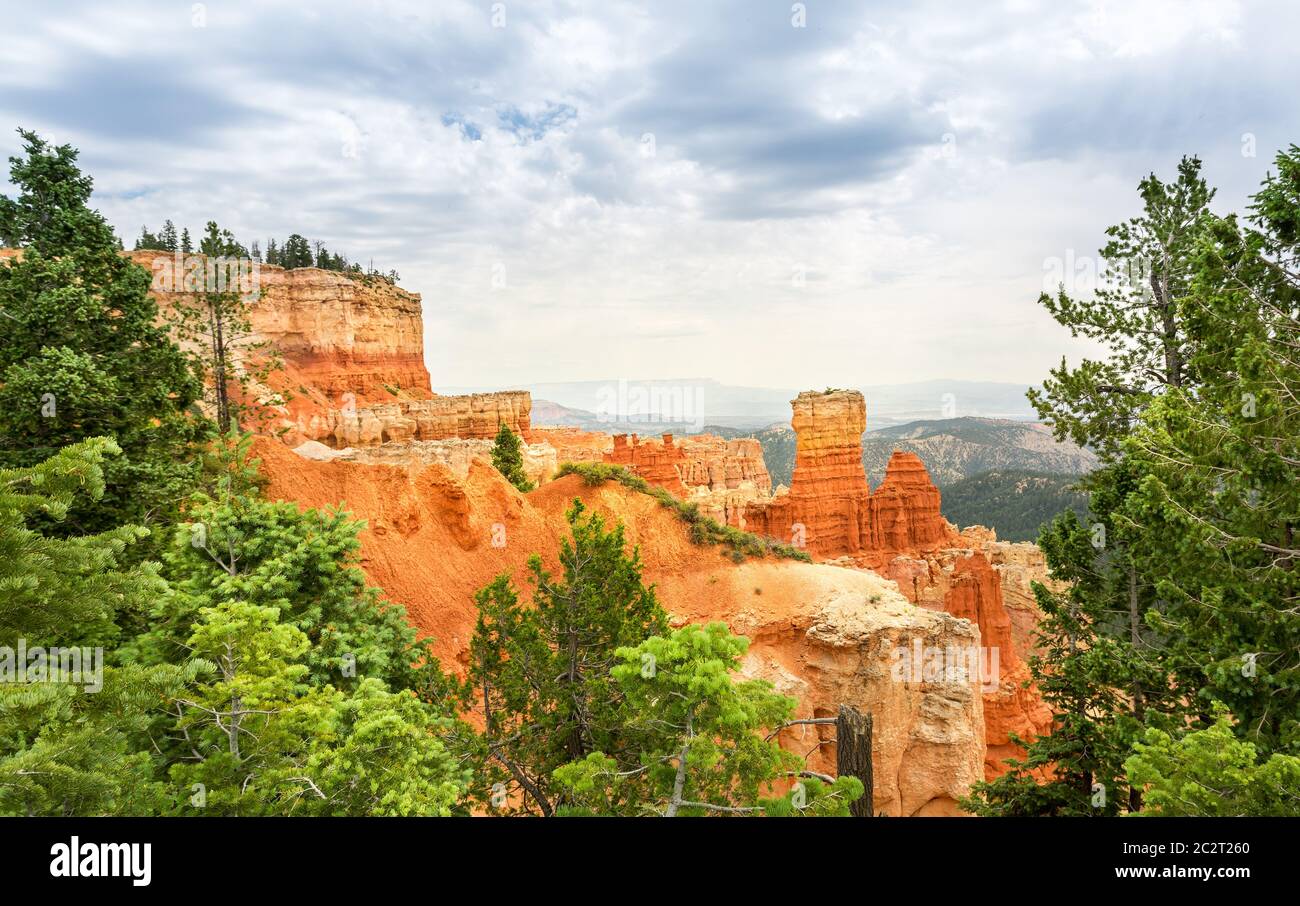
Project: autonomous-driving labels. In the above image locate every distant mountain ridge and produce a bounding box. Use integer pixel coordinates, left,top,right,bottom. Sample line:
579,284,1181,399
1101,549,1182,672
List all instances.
861,417,1097,487
703,416,1096,489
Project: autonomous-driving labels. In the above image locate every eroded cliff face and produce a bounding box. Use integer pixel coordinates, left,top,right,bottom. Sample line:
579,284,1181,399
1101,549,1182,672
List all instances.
255,438,985,816
738,389,1051,780
125,250,537,451
744,391,951,556
133,250,431,402
315,392,532,448
606,433,690,494
601,432,774,527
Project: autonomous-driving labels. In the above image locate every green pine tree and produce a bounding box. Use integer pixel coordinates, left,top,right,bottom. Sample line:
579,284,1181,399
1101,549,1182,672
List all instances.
466,499,669,815
140,434,452,698
0,129,209,547
490,422,534,492
1125,706,1300,816
1123,145,1300,754
977,158,1218,810
555,622,863,817
0,438,201,816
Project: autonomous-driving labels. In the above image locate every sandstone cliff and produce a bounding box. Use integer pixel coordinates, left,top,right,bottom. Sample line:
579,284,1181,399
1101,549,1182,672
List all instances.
121,250,535,450
254,438,985,815
740,389,1052,780
744,391,951,556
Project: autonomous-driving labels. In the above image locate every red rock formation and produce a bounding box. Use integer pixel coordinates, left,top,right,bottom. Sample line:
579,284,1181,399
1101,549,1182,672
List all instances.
324,392,532,447
745,390,874,554
679,435,773,495
132,250,432,402
867,451,950,553
738,389,1049,779
525,426,613,464
598,432,773,527
254,437,986,816
883,548,1052,779
744,391,953,556
605,433,688,495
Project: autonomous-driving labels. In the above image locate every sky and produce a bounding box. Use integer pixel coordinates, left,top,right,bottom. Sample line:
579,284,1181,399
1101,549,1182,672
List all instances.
2,0,1297,390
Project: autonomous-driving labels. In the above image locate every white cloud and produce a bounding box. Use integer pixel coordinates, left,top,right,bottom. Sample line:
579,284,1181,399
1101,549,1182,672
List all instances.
1,0,1296,390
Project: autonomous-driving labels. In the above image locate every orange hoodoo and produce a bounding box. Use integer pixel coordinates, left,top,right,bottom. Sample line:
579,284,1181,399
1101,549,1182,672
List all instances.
743,390,952,557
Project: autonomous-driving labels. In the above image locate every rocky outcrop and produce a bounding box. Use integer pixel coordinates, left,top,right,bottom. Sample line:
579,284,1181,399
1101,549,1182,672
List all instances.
960,526,1062,663
318,392,532,448
599,432,773,528
879,545,1052,779
255,438,987,816
606,433,690,495
680,435,772,496
303,436,558,487
525,426,613,464
867,451,951,553
744,391,954,556
744,391,874,554
133,251,432,401
738,389,1050,780
123,250,536,451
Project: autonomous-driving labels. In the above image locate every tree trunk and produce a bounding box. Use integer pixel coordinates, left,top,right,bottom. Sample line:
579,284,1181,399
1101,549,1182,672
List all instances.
1128,565,1144,813
836,705,873,817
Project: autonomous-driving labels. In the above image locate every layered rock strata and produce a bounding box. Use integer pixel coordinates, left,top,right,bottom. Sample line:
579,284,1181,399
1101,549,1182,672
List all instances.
743,391,950,556
256,439,986,816
601,432,774,528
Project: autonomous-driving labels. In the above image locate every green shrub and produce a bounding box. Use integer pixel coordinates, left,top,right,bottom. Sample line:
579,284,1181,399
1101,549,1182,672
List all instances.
554,462,811,563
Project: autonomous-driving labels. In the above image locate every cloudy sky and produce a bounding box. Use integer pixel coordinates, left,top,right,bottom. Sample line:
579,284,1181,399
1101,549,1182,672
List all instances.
2,0,1296,390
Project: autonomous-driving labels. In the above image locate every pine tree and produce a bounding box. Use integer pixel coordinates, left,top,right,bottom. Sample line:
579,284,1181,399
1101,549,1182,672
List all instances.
962,508,1136,815
141,434,452,697
1123,145,1300,754
0,128,116,255
0,439,200,816
986,158,1218,805
281,234,313,269
180,227,192,254
0,130,209,544
148,437,468,816
166,221,276,433
133,225,164,251
1125,707,1300,816
1029,156,1216,456
160,219,178,252
165,601,468,816
555,623,863,817
466,500,669,815
490,422,534,492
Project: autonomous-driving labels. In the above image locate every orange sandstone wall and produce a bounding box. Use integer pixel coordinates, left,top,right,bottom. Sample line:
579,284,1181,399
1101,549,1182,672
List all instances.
130,250,431,402
606,433,689,495
744,391,950,556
